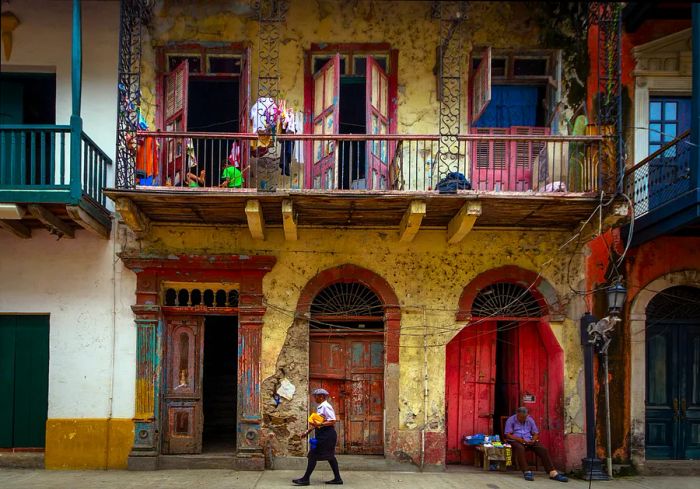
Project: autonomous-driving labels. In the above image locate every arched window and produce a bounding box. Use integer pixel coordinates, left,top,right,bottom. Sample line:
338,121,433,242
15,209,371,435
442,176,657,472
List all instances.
647,285,700,321
471,282,543,318
311,282,384,317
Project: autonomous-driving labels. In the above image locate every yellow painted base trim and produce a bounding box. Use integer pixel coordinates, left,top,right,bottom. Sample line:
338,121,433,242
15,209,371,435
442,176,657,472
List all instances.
45,418,134,469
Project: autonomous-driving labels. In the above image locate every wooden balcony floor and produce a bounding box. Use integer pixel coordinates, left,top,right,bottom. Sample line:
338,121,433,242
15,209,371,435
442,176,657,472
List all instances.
106,187,601,230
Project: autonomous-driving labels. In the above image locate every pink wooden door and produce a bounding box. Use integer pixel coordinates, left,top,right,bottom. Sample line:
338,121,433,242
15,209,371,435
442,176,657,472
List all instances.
345,338,384,455
445,322,497,464
163,316,204,454
309,54,340,189
162,60,189,185
471,127,509,191
365,56,390,190
510,126,549,191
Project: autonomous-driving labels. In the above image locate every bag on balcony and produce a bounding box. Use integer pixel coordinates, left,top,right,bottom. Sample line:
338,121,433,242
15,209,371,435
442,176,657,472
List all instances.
436,172,472,193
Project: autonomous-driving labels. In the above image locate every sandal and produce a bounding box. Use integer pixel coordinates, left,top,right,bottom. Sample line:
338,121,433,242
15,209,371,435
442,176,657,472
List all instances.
550,473,569,482
524,471,535,481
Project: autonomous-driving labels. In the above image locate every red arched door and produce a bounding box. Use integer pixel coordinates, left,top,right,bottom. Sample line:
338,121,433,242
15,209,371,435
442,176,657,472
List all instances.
446,320,555,465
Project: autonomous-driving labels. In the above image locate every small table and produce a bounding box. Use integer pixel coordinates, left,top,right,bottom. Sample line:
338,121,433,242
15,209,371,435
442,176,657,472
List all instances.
474,445,510,472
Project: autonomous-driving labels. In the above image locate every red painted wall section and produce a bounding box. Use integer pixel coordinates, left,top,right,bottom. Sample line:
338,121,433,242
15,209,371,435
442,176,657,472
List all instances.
586,18,690,123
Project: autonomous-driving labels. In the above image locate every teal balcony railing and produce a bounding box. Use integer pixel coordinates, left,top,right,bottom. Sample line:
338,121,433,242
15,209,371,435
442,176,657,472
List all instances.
0,124,111,207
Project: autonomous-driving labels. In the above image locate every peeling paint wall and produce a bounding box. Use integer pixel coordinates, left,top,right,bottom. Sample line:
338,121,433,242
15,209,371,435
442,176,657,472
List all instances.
139,0,549,133
130,224,590,467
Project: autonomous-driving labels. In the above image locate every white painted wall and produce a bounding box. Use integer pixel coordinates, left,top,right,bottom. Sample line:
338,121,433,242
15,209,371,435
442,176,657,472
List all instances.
0,0,119,186
0,227,136,419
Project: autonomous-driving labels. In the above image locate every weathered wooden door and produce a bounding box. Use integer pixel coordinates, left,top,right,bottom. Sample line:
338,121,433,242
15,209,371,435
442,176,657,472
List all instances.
162,60,189,184
445,322,497,464
163,316,204,454
345,338,384,454
309,333,384,455
309,54,340,189
365,56,390,190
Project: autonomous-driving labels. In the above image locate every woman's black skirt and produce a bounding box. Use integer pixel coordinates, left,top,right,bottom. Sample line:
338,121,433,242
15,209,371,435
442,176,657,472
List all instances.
309,426,337,461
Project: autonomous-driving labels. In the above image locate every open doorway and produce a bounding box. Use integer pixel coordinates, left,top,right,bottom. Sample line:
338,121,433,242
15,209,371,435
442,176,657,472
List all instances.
493,321,519,435
202,315,238,453
339,78,366,189
187,78,240,187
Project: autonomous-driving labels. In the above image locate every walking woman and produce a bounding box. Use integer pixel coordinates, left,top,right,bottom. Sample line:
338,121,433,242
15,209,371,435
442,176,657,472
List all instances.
293,388,343,486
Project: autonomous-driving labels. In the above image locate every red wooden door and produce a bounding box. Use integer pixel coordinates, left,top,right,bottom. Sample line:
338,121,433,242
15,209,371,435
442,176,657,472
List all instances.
309,333,384,455
345,338,384,454
309,336,346,451
516,322,564,460
163,316,204,454
365,56,390,190
162,60,189,185
445,322,497,464
510,126,549,191
309,54,340,189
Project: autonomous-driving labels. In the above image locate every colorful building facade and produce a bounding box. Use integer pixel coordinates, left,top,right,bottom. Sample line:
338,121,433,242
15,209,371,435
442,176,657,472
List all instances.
0,0,652,473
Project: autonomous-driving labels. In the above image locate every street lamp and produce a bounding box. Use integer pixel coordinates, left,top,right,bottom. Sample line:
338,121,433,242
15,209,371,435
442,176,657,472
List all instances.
580,281,627,481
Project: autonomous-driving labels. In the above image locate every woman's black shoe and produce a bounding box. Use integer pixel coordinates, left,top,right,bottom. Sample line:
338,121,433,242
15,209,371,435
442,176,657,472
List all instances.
292,479,310,486
325,480,344,485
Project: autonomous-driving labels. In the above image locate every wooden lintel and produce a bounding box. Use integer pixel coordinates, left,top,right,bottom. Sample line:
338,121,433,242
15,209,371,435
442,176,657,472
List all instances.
67,205,111,240
447,201,482,244
27,204,75,239
399,200,426,242
0,219,31,239
245,199,265,240
281,199,297,241
115,198,150,236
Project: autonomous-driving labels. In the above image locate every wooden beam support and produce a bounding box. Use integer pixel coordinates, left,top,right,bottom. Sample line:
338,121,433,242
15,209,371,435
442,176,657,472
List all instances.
245,199,265,240
27,204,75,238
67,205,111,239
115,197,150,237
0,219,31,239
398,200,426,242
447,201,481,244
281,199,297,241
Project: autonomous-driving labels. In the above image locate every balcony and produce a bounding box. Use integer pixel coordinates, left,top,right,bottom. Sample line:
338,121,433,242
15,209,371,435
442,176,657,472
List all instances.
624,130,700,245
106,131,606,240
0,125,112,239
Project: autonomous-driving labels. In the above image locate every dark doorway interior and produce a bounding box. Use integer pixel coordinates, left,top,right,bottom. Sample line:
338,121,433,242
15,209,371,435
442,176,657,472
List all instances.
339,77,366,189
0,73,56,185
203,315,238,453
493,321,518,435
187,78,240,187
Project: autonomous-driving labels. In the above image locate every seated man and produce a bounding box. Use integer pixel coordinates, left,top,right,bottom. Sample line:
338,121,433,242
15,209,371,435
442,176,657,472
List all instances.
504,407,568,482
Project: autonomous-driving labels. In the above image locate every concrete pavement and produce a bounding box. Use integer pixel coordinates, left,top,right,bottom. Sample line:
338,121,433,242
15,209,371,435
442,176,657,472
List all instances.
1,468,699,489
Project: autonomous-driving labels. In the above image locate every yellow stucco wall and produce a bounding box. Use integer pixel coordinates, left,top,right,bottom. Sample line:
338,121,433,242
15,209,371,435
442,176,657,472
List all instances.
139,0,546,133
45,419,134,469
138,224,586,441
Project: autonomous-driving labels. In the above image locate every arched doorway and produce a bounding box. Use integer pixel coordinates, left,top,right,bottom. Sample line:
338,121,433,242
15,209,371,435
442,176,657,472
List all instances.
309,281,385,455
447,275,564,466
645,285,700,460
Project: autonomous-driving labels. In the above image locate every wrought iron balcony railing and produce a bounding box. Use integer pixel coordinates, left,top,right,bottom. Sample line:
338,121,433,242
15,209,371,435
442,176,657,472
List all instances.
0,124,111,207
624,130,692,218
127,131,604,194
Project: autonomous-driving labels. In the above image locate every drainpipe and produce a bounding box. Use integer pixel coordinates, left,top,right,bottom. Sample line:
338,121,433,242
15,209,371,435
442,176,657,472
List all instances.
420,307,428,471
691,4,700,189
69,0,83,204
602,351,614,479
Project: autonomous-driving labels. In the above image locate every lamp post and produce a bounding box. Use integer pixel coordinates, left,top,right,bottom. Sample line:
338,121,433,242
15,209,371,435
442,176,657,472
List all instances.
581,281,627,480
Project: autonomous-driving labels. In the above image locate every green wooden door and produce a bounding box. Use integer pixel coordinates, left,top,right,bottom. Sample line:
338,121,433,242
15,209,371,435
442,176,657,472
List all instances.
0,315,50,448
0,79,24,185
